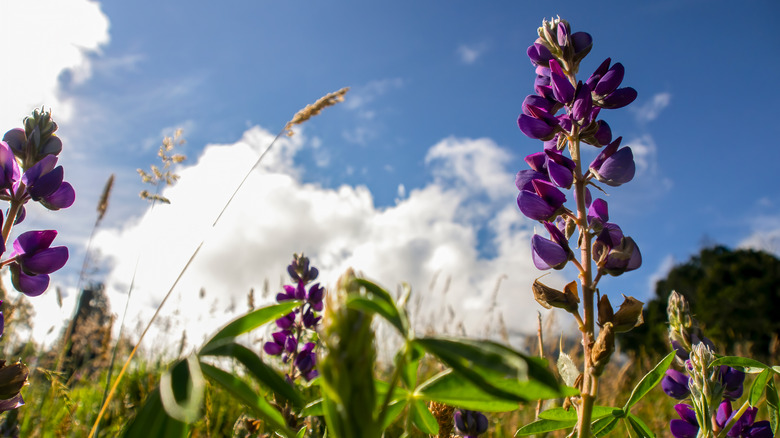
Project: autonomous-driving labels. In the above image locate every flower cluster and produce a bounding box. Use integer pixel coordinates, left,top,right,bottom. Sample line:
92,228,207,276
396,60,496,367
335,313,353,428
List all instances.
0,109,73,298
0,109,74,413
263,254,324,382
663,292,773,438
516,18,641,278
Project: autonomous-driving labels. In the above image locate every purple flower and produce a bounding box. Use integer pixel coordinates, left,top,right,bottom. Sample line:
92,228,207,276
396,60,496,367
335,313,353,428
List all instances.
720,366,746,400
717,400,773,438
586,59,638,109
454,409,489,438
0,394,24,413
670,404,699,438
661,369,690,399
21,155,75,210
275,312,296,330
593,224,642,276
523,150,575,189
527,43,554,66
517,179,566,221
587,198,609,231
8,230,68,297
531,222,572,270
294,342,318,381
0,141,20,191
571,82,594,122
549,60,575,105
589,137,636,186
518,114,559,140
263,331,289,356
571,32,593,56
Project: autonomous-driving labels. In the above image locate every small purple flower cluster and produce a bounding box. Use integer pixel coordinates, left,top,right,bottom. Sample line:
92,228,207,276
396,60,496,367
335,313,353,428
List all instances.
516,18,641,276
662,348,772,437
0,110,73,295
263,254,324,382
454,409,488,438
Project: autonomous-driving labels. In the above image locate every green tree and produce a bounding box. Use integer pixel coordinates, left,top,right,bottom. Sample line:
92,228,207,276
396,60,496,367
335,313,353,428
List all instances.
619,245,780,360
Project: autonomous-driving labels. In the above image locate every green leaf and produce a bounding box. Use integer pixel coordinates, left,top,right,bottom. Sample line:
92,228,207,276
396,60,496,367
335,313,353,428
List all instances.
380,398,408,430
296,426,306,438
711,356,772,372
592,416,619,437
767,379,779,435
414,336,564,403
301,398,323,417
199,341,304,408
348,278,409,337
201,301,300,351
514,418,575,436
410,399,439,435
539,406,620,421
624,351,675,410
200,362,293,438
121,386,190,438
159,356,205,423
750,368,773,407
415,368,574,412
626,414,654,438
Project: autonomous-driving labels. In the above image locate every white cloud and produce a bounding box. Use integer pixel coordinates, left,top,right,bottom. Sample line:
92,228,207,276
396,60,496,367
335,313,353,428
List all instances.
0,0,110,129
632,92,671,123
343,78,404,111
457,43,488,65
87,127,564,352
738,216,780,256
646,254,675,297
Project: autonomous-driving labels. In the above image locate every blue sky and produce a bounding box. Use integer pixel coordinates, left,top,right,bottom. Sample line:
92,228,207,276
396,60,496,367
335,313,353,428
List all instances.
3,0,780,347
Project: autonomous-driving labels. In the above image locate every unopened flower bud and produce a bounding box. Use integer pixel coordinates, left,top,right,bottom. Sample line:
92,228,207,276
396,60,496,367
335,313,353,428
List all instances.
532,279,579,313
597,294,613,327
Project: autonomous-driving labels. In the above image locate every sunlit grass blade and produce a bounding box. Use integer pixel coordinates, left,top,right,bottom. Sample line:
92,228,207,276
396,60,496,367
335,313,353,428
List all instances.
120,386,190,438
538,406,620,421
515,418,576,436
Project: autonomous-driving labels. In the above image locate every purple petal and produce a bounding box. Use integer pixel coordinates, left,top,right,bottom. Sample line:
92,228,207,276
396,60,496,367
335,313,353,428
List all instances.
747,421,773,438
533,179,566,209
547,158,573,189
593,120,613,146
272,331,288,345
556,22,569,46
532,234,568,270
25,163,64,200
549,60,575,104
593,147,635,186
527,43,553,65
263,341,283,356
13,230,57,255
518,191,556,221
518,114,556,140
602,87,638,109
22,246,68,274
41,181,75,210
0,393,24,413
670,419,699,438
10,264,50,297
515,170,546,192
716,400,733,431
594,63,625,96
674,404,698,425
524,151,548,172
523,95,556,117
588,198,609,223
590,137,622,170
40,136,62,157
571,82,593,121
571,32,592,54
586,58,612,90
2,129,26,157
661,369,690,399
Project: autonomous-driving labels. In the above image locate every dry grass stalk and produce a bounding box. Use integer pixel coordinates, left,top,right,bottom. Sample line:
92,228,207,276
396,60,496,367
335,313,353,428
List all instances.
284,87,349,136
97,174,114,222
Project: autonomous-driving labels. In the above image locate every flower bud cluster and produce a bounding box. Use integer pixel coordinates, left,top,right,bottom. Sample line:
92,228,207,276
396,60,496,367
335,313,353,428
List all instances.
263,254,324,382
663,292,771,437
516,18,641,279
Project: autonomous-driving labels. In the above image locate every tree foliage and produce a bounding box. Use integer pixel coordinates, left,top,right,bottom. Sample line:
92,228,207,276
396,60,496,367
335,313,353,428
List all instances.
619,246,780,360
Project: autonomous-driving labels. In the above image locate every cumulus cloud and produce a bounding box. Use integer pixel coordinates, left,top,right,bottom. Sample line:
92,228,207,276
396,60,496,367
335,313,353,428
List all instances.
342,78,404,144
0,0,109,129
89,127,563,352
632,92,671,123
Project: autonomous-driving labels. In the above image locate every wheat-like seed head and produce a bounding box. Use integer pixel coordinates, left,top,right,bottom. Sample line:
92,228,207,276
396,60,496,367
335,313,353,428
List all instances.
284,87,350,136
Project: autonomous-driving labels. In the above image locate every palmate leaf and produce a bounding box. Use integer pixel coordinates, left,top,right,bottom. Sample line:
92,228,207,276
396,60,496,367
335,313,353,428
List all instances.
413,336,566,404
199,340,305,409
410,399,439,435
515,418,576,436
625,413,654,438
200,300,301,351
592,415,620,436
415,369,571,412
200,362,294,438
349,278,409,337
624,351,675,410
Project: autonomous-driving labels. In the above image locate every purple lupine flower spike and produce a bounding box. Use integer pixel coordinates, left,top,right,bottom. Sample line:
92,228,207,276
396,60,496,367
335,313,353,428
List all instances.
517,179,566,221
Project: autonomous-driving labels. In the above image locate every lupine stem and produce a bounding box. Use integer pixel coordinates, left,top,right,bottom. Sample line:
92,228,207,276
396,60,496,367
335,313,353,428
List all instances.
572,129,596,438
1,199,23,245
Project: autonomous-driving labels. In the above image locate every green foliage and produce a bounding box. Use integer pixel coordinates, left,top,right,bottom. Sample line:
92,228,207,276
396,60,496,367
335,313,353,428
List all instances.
619,245,780,359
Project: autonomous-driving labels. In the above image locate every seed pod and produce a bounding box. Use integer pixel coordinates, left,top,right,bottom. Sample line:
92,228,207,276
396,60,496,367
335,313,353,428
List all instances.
612,295,644,333
532,279,579,313
597,294,613,327
591,322,614,376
